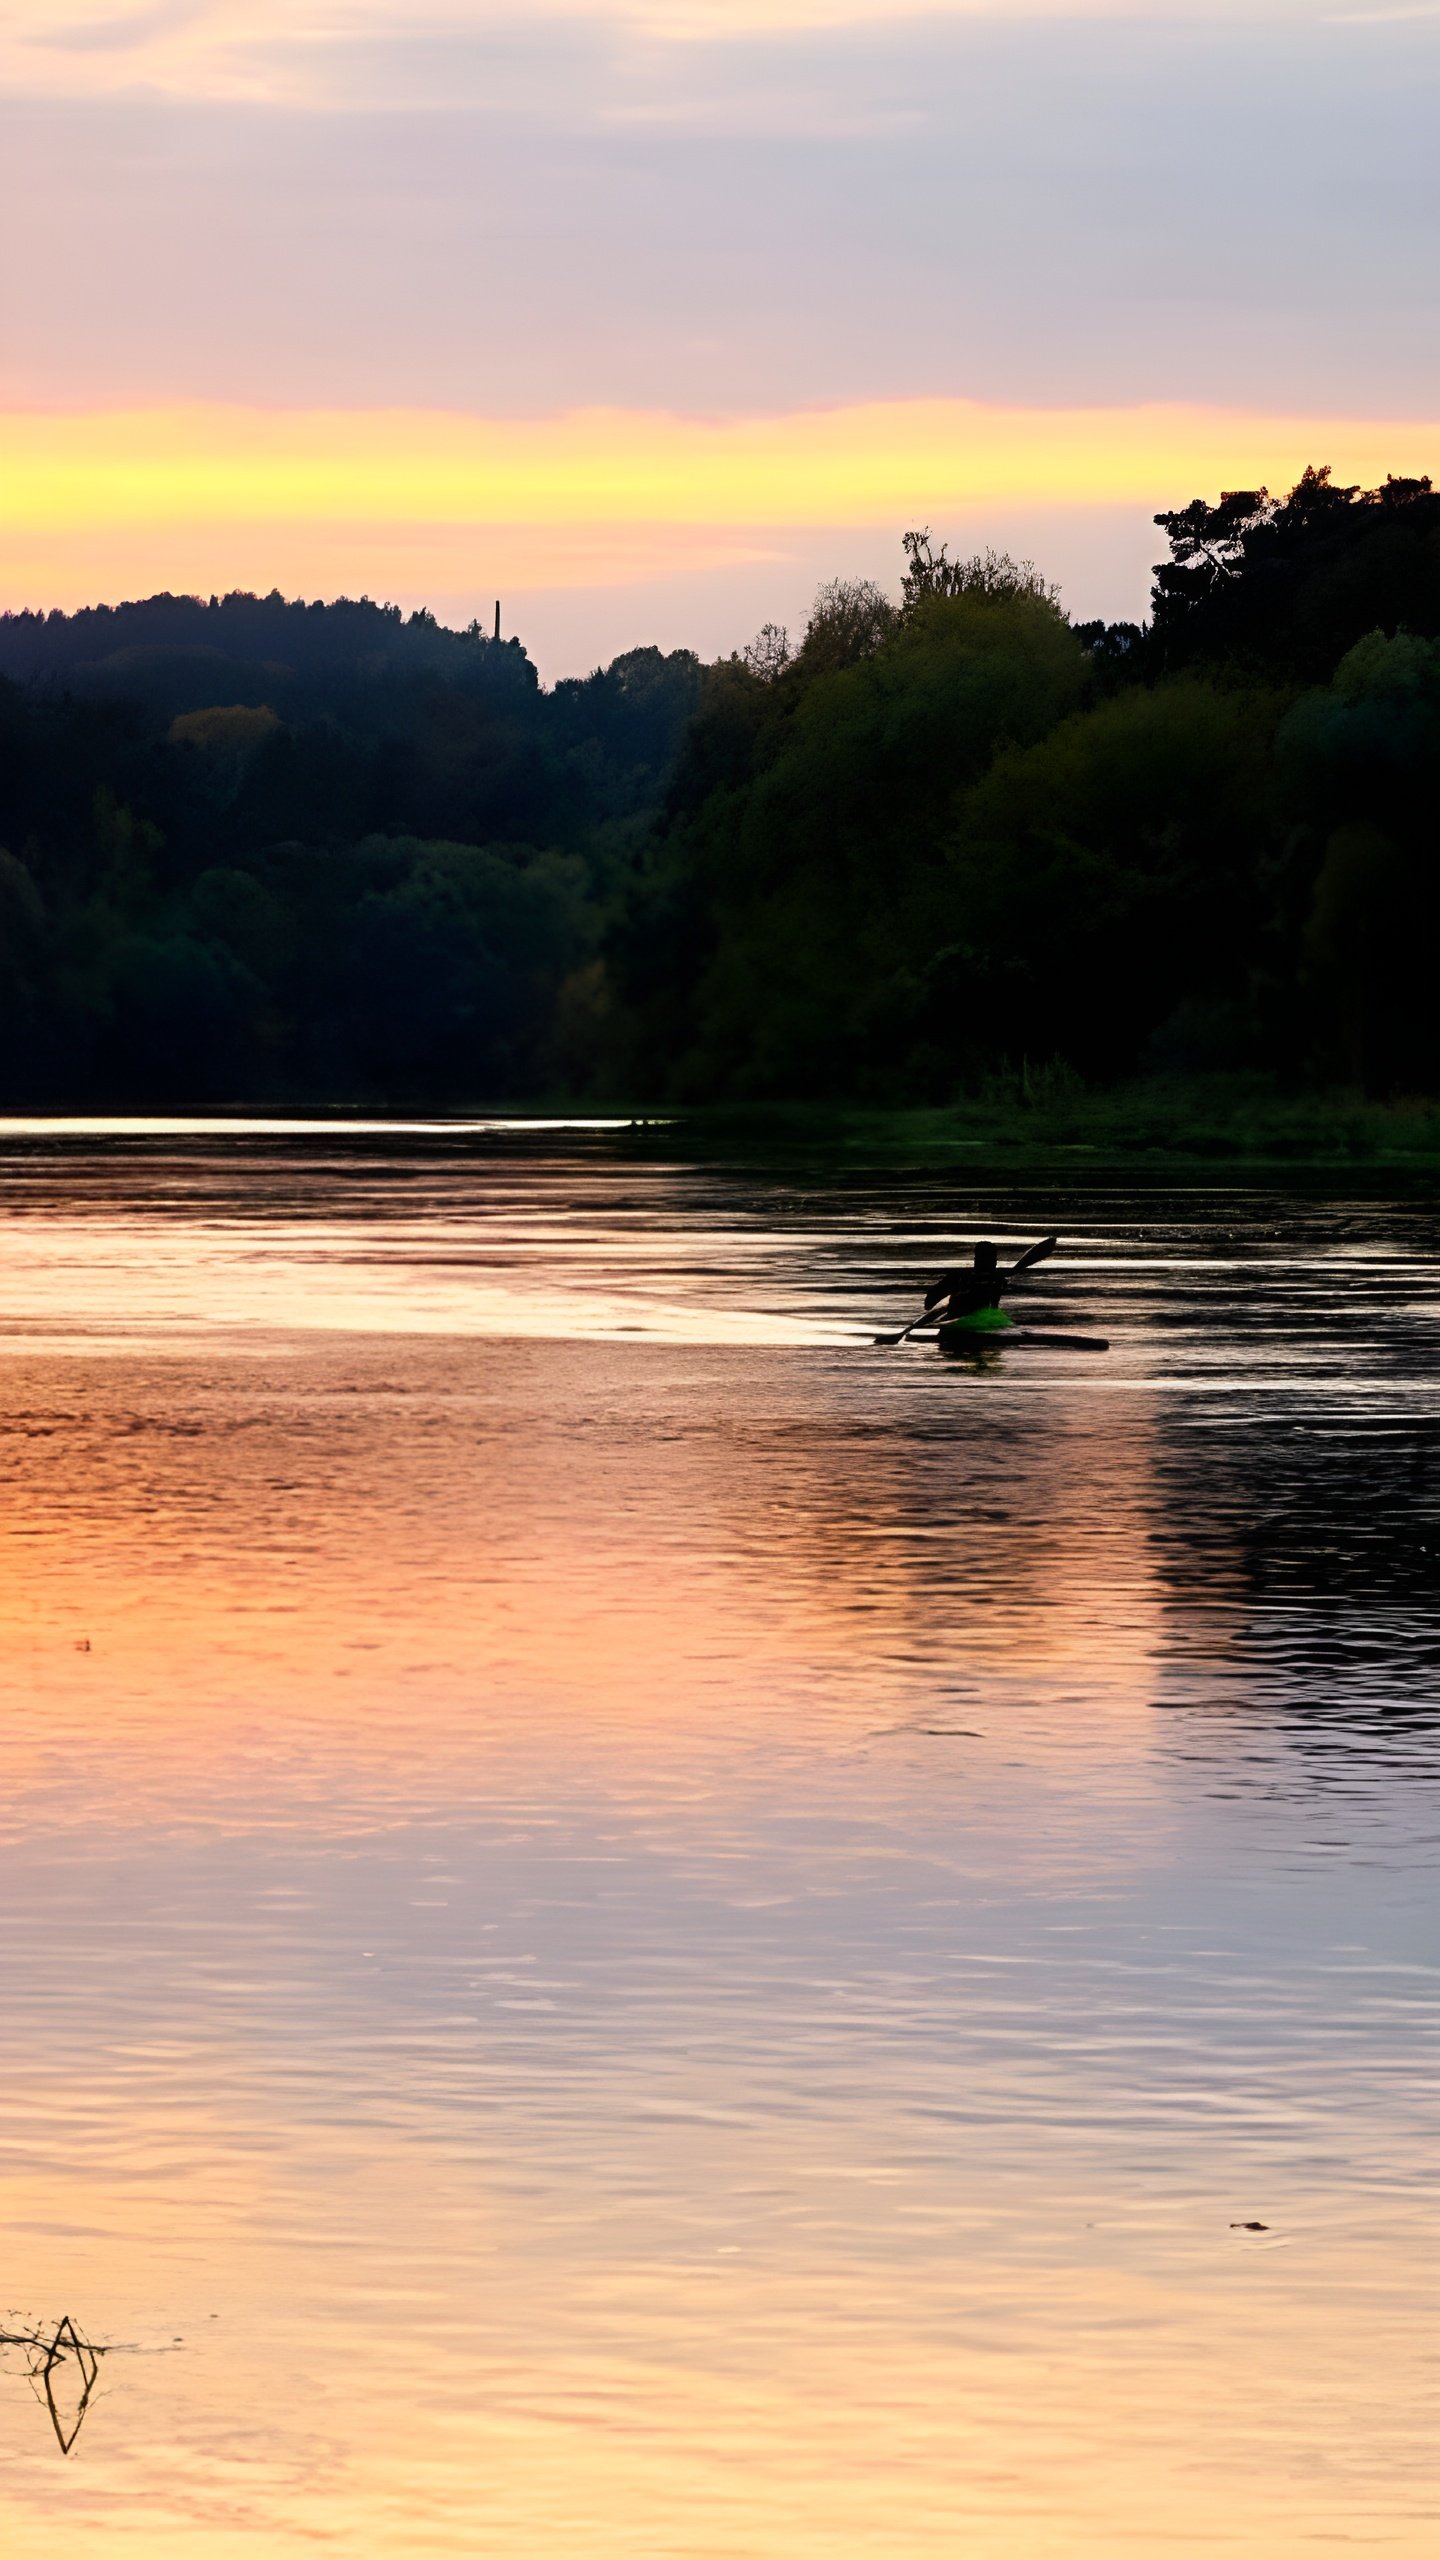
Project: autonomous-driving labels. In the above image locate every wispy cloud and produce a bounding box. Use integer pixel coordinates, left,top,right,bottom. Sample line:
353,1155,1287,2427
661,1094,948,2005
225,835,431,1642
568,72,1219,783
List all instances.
8,21,1437,420
33,0,211,52
0,0,1361,108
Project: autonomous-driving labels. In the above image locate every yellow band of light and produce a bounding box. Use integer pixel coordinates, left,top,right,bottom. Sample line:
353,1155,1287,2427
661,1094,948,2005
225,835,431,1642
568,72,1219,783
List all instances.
2,400,1435,536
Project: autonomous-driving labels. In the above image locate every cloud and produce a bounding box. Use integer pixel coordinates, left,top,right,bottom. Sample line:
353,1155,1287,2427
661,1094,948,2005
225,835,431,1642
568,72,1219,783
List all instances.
0,0,1373,108
6,24,1439,426
7,1,1434,669
33,1,212,53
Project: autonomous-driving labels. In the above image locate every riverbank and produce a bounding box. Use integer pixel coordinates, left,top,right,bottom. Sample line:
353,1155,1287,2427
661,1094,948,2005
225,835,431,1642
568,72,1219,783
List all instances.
636,1077,1440,1178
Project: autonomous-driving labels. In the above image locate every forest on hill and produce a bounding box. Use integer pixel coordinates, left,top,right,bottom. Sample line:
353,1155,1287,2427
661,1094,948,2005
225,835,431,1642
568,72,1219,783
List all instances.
1,466,1438,1107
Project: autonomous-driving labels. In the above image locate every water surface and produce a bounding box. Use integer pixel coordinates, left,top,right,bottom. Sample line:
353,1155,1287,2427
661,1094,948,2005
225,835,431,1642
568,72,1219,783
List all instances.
0,1125,1436,2555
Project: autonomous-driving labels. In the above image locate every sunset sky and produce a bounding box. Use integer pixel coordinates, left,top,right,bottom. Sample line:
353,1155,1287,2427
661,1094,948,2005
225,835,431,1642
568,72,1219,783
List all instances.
4,0,1438,672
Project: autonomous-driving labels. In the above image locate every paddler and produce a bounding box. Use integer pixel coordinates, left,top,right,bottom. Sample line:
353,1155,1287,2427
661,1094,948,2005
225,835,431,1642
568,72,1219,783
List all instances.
922,1235,1056,1328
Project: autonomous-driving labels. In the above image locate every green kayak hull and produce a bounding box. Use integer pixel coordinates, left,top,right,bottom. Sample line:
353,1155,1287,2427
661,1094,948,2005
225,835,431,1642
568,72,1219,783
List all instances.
939,1304,1014,1335
938,1318,1108,1355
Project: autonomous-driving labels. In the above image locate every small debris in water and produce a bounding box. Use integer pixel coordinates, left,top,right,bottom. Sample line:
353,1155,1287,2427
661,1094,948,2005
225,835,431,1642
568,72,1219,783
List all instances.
1230,2220,1269,2231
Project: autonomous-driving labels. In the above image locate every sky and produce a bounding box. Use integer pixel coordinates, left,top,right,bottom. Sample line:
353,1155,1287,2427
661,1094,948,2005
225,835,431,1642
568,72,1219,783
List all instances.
3,0,1439,675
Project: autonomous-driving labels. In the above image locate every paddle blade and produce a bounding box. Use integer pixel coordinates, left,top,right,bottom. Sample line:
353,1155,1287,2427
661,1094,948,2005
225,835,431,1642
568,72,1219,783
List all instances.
1009,1234,1057,1278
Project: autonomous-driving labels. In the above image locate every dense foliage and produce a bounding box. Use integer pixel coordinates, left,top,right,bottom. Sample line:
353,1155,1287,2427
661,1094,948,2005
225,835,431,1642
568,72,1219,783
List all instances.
618,479,1440,1098
0,593,699,1100
1,470,1438,1104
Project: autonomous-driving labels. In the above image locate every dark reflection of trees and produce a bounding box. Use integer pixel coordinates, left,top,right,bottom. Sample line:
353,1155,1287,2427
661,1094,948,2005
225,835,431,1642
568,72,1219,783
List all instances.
1144,1400,1440,1739
0,2316,107,2453
696,1374,1164,1686
1151,1406,1439,1603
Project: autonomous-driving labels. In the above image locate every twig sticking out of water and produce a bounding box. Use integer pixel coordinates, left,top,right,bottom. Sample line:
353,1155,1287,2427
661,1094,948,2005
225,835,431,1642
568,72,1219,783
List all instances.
0,2316,107,2453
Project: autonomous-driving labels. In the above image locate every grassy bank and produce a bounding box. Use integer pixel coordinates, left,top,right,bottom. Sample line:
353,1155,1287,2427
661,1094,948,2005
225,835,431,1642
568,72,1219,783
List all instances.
632,1076,1440,1179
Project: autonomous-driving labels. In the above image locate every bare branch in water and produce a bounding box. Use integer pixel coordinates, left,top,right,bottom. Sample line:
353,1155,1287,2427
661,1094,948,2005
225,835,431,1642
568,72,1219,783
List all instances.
1,2315,109,2454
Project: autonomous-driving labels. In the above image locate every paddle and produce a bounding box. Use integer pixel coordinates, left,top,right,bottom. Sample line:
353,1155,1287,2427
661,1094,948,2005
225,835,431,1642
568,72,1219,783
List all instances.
874,1234,1060,1346
1000,1233,1058,1292
872,1306,942,1350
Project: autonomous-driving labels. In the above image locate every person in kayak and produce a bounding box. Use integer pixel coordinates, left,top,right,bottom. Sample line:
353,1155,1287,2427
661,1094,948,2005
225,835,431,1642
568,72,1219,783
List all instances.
922,1235,1056,1328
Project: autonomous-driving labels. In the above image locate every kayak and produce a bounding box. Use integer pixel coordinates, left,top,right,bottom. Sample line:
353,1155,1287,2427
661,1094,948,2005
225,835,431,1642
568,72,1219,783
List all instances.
938,1313,1108,1355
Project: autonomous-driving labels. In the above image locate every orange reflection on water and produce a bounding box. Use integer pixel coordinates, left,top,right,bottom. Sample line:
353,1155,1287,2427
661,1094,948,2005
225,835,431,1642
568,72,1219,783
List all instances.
0,1335,1175,1824
0,1155,1435,2556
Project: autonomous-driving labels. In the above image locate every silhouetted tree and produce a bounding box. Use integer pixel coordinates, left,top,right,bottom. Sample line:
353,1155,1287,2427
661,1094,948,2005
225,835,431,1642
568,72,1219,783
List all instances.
1151,466,1440,678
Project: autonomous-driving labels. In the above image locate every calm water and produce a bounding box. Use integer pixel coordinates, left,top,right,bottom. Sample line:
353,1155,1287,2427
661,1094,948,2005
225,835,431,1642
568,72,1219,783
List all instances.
0,1124,1436,2556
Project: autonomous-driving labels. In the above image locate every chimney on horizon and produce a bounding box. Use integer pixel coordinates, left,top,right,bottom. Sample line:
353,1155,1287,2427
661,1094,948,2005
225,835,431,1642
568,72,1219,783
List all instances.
493,600,501,642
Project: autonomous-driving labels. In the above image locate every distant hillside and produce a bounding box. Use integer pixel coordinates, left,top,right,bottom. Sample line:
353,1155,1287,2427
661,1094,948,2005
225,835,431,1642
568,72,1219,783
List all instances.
0,589,702,1105
0,589,536,727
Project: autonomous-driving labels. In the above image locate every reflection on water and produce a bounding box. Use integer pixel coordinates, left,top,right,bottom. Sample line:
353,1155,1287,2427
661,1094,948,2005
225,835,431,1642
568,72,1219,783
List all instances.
0,1128,1437,2553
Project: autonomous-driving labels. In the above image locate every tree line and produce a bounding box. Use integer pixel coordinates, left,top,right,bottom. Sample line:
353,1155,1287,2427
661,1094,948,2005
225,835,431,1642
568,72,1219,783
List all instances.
1,468,1438,1105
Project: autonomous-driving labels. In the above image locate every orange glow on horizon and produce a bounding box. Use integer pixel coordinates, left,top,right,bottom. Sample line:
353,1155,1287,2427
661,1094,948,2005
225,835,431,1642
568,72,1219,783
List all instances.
2,398,1435,608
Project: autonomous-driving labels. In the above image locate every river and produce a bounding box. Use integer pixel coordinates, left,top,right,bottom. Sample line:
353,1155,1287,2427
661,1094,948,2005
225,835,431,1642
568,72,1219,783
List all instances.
0,1122,1435,2555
